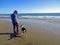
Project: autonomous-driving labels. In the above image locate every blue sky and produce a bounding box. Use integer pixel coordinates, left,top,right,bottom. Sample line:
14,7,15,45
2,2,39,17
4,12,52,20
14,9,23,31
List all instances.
0,0,60,14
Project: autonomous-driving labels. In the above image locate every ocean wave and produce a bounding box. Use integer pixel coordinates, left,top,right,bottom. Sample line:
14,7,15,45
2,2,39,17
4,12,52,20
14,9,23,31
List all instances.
0,16,10,18
0,16,60,19
20,16,60,19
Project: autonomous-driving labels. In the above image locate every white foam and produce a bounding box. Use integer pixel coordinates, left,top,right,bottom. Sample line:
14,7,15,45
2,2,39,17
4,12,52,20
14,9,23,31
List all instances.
20,16,60,19
0,16,10,18
0,16,60,19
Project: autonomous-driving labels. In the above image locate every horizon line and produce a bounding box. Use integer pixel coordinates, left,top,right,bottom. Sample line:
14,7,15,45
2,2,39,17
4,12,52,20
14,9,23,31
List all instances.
0,12,60,14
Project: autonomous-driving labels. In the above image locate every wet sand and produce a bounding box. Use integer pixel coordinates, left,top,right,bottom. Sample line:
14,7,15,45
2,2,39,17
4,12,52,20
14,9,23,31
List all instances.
0,19,60,45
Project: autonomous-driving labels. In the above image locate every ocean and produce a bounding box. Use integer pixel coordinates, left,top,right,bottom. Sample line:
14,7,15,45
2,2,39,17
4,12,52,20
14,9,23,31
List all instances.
0,13,60,19
0,13,60,16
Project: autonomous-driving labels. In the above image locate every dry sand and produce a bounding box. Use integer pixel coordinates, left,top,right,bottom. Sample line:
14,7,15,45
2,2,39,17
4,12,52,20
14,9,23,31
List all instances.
0,19,60,45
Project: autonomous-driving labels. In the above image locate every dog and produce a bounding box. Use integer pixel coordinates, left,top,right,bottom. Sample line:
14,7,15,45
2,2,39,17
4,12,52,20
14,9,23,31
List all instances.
20,24,26,33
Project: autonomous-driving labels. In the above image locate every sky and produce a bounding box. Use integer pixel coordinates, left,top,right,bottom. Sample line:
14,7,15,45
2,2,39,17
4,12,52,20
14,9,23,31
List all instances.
0,0,60,14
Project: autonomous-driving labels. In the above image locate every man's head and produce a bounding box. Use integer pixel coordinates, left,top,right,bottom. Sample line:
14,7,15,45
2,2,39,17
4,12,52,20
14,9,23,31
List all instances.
13,10,18,14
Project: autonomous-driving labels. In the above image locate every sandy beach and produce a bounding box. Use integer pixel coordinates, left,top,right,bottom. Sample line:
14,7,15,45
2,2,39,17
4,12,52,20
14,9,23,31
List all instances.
0,19,60,45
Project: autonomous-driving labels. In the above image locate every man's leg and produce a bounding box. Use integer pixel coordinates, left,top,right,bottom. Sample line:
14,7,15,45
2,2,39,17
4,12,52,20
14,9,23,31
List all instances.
13,23,16,35
16,23,19,34
17,25,18,34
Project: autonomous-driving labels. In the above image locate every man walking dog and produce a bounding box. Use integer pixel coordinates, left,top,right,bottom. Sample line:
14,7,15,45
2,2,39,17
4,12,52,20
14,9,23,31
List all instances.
11,10,19,36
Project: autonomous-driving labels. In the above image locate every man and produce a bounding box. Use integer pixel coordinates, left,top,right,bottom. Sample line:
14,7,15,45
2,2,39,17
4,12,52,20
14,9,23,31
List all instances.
11,10,19,36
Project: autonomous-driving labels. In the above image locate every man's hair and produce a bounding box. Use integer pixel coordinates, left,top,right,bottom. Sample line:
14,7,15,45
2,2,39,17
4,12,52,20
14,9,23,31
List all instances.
13,10,18,14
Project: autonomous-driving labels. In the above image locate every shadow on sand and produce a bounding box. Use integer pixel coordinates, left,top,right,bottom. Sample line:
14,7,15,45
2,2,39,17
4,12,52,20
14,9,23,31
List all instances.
0,33,10,35
0,33,23,40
